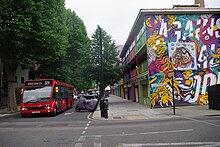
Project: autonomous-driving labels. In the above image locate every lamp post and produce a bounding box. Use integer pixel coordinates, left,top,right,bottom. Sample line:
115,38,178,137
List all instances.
168,58,175,115
99,26,107,118
99,26,104,99
172,74,176,115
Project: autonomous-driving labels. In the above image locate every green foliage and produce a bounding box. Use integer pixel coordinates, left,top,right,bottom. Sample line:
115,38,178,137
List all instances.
0,0,35,69
90,26,122,88
0,0,122,107
32,0,70,81
0,0,69,70
0,0,71,111
65,9,92,89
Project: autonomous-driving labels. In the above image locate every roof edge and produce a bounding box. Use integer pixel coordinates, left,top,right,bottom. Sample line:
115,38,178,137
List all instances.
139,8,220,14
120,8,220,58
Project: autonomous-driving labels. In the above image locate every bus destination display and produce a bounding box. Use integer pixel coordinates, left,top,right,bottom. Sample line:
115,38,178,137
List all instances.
25,80,52,86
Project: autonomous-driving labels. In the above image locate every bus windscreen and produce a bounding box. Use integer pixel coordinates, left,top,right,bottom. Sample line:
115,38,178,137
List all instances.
23,86,52,103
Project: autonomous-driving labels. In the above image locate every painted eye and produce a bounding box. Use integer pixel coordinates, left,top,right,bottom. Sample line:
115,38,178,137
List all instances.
205,36,209,40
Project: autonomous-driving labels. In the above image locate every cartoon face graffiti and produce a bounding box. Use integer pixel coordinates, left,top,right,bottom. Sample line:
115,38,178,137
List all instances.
173,47,194,69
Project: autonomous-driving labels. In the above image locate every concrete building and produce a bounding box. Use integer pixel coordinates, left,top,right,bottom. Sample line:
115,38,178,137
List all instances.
118,4,220,107
0,58,29,105
110,45,123,96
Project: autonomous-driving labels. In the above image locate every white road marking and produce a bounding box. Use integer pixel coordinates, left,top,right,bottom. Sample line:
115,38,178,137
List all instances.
117,142,220,147
94,142,101,147
0,114,9,117
74,143,83,147
183,116,220,128
94,135,101,141
64,112,74,115
78,136,85,142
87,112,93,120
85,129,194,138
75,121,93,146
87,121,91,126
94,135,101,147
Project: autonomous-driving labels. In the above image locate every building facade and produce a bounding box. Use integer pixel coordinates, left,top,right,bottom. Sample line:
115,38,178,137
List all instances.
0,58,29,106
119,8,220,107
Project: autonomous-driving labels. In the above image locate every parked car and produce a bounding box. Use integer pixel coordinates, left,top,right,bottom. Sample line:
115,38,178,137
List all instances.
75,96,98,112
84,94,97,100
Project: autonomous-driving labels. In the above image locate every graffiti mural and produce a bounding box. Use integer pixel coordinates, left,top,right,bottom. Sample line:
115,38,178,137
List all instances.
168,42,197,70
146,14,220,107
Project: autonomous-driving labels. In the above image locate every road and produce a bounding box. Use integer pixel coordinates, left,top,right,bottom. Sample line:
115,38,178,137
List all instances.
0,105,220,147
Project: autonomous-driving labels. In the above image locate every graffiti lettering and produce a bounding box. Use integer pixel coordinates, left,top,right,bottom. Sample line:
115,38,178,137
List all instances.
159,19,168,37
216,18,220,38
197,44,215,69
184,20,193,39
202,73,216,94
188,75,201,103
173,21,181,42
191,72,220,103
158,18,220,41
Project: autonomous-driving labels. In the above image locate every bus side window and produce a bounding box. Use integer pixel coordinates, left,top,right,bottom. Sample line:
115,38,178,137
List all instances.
64,87,68,98
68,87,72,98
61,86,68,99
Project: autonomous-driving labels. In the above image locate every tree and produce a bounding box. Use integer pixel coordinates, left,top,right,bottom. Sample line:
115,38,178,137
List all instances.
90,26,122,88
0,0,69,112
32,0,69,82
0,0,35,112
65,9,92,90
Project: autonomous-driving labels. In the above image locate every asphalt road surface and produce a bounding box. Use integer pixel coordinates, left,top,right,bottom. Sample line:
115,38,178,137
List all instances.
0,106,220,147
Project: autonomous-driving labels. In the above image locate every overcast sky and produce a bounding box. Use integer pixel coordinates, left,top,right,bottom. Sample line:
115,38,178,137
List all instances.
65,0,220,45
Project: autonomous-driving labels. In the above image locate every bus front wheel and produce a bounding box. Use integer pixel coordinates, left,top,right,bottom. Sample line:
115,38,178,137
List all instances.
52,107,57,116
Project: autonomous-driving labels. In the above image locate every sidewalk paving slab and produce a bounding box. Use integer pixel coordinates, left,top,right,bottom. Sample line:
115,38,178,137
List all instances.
92,95,220,121
0,106,20,117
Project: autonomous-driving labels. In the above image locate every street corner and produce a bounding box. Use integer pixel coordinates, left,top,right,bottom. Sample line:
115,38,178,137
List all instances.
0,107,20,117
0,111,19,117
89,110,114,120
0,114,9,117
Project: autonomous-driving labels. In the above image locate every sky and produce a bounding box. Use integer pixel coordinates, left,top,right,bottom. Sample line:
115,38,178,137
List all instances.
65,0,220,45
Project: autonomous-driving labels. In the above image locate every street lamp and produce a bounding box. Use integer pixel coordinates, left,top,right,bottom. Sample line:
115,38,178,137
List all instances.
168,58,175,115
99,26,108,118
99,26,104,99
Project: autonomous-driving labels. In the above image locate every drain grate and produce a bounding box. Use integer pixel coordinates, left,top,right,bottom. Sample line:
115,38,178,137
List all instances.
113,116,122,119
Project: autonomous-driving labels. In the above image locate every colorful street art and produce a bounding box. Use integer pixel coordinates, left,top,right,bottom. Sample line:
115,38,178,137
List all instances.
168,42,197,70
146,14,220,107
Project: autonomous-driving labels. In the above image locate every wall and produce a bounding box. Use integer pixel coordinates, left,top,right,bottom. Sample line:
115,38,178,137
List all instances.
146,14,220,107
15,66,29,104
0,61,29,105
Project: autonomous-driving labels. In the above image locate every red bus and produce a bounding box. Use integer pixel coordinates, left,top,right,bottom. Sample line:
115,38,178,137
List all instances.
20,79,74,118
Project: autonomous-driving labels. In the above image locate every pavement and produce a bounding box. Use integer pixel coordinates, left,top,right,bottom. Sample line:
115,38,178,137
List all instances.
0,106,20,117
92,95,220,121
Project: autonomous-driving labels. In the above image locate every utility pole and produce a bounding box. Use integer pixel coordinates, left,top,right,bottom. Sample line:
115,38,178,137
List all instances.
172,74,176,115
99,26,104,99
169,58,175,115
99,26,108,118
